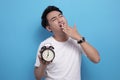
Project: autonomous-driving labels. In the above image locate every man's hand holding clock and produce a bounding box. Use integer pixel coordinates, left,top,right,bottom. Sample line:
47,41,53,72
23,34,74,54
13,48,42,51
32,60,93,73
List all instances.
39,45,55,65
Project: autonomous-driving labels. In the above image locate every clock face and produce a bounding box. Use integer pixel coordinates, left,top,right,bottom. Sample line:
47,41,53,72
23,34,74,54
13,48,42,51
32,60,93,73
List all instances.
42,49,55,62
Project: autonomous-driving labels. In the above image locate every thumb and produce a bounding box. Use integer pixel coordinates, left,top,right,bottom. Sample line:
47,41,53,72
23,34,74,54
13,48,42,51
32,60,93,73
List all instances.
73,24,77,30
38,55,41,60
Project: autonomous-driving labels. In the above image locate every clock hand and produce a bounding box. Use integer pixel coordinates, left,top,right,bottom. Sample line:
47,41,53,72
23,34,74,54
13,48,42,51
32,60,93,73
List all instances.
47,50,49,58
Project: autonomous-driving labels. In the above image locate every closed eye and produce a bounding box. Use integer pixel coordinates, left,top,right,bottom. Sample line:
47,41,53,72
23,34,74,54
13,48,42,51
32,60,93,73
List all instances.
59,14,63,18
51,17,57,21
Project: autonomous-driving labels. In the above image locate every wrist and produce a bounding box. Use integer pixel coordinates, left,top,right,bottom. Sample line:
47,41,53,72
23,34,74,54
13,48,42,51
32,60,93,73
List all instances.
40,63,47,68
75,34,82,41
77,37,85,44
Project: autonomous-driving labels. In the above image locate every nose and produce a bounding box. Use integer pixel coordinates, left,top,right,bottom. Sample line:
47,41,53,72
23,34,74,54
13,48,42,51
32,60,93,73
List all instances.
57,17,62,23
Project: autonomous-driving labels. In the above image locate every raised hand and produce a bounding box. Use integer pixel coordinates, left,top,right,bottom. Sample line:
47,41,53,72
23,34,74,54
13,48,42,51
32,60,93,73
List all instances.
61,24,82,41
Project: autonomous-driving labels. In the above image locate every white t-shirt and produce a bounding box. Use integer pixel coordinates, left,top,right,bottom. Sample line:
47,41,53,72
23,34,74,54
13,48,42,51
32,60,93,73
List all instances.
35,36,84,80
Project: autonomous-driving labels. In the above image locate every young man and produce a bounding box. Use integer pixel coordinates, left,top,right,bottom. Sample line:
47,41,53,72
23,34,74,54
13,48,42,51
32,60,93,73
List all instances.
34,6,100,80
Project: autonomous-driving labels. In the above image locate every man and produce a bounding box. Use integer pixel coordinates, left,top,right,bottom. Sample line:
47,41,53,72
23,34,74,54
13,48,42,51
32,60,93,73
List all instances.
34,6,100,80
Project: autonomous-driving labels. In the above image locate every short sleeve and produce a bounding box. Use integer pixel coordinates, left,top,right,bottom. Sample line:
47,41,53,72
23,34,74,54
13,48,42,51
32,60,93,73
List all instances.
34,43,44,67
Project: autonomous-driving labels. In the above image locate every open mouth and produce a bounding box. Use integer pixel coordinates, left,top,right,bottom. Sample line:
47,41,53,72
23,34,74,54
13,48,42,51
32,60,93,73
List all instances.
59,23,64,28
60,25,62,27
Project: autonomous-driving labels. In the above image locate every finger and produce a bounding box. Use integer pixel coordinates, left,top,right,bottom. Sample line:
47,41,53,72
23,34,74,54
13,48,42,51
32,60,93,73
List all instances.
38,55,41,59
63,28,71,36
38,55,51,65
73,24,77,30
62,26,70,31
38,55,42,62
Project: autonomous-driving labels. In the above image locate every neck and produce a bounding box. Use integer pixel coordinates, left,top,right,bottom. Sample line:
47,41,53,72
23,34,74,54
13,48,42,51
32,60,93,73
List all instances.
53,34,69,42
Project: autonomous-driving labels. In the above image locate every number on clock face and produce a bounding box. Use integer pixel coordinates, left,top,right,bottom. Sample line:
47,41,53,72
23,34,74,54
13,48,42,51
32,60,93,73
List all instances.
42,49,54,62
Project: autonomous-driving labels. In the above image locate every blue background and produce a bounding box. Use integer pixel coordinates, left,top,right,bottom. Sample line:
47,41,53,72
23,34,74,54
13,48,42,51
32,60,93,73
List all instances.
0,0,120,80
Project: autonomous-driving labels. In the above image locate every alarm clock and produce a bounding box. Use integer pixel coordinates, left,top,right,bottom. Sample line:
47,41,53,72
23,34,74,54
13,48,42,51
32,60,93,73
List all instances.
40,46,55,63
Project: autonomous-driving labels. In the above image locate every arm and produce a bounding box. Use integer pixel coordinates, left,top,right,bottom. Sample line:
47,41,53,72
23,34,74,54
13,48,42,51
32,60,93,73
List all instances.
34,64,46,80
34,55,48,80
62,24,100,63
79,40,100,63
76,36,100,63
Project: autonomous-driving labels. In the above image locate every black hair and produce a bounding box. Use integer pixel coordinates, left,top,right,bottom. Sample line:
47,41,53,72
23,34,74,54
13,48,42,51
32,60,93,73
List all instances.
41,6,63,29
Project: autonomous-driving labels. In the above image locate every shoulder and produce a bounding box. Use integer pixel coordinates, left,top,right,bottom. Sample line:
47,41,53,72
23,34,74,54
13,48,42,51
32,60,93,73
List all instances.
41,36,53,44
38,36,53,48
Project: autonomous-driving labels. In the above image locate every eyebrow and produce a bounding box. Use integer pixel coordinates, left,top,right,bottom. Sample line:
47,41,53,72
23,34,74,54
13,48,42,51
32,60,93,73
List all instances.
50,13,62,21
50,16,56,21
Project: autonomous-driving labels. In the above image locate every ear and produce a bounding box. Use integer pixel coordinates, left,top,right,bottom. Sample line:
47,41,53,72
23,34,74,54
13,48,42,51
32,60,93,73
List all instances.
46,26,52,32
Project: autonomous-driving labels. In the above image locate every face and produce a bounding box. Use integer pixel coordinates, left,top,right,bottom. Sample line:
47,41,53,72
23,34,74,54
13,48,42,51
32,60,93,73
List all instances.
46,11,68,35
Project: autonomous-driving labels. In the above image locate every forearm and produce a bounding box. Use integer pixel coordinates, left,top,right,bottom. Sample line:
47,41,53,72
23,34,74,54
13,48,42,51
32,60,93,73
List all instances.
61,25,100,63
73,34,100,63
34,65,47,80
80,41,100,63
